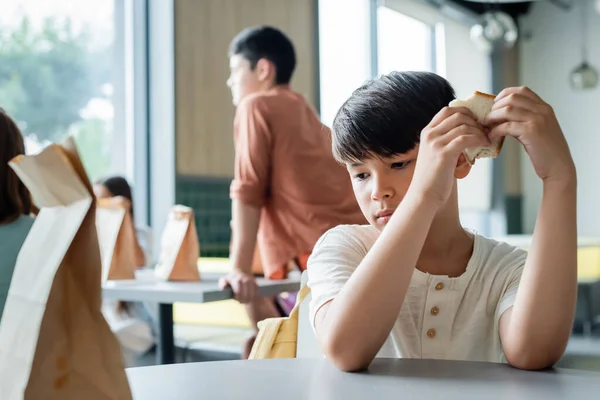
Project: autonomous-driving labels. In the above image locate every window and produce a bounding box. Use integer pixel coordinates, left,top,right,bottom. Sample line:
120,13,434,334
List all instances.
377,6,435,74
319,0,442,128
0,0,126,183
318,0,371,127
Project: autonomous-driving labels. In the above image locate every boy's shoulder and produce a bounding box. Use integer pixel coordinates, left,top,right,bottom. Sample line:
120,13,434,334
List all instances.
236,92,271,115
308,224,377,273
310,224,379,263
470,233,528,274
316,224,379,247
238,86,303,111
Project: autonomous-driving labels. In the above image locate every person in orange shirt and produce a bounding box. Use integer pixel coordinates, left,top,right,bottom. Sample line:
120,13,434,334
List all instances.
219,26,365,358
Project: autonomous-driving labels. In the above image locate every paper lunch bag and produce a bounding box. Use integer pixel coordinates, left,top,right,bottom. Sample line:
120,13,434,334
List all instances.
96,199,136,281
0,138,132,400
154,205,200,281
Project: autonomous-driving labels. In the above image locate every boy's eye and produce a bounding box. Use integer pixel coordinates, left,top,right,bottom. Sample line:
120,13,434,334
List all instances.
392,161,411,169
353,173,369,181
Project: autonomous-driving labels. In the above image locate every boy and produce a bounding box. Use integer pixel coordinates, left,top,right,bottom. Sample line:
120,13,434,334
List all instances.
219,26,365,358
308,71,577,371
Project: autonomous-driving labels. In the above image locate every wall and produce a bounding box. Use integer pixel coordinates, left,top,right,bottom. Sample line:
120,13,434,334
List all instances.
519,0,600,235
174,0,318,177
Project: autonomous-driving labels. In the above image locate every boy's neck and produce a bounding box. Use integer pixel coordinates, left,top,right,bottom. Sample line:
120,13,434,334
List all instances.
416,197,474,278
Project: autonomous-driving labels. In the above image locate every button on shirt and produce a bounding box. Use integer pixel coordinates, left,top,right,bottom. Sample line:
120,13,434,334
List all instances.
307,225,526,363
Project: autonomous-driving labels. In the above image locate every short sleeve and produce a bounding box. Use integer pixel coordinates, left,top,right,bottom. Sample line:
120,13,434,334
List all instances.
229,97,272,208
495,251,527,322
307,225,372,330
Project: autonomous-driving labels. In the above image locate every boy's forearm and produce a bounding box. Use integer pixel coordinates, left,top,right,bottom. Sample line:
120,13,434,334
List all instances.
505,176,577,368
318,191,438,370
230,199,261,274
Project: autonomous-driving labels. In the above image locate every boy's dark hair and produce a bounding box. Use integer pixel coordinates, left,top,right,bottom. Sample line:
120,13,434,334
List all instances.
332,71,456,163
0,108,34,224
229,26,296,85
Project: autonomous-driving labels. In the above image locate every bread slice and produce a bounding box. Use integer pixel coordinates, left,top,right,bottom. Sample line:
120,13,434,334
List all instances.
448,91,503,165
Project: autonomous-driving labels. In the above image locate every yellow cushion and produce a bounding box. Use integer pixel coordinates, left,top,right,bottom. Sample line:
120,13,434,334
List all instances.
248,285,310,359
577,247,600,279
174,300,251,327
196,257,231,273
173,257,251,327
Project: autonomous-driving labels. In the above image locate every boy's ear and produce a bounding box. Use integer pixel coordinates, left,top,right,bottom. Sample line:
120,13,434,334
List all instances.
256,58,274,82
454,153,472,179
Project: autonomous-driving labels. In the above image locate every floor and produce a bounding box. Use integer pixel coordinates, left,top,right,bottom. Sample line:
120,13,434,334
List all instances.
128,325,250,367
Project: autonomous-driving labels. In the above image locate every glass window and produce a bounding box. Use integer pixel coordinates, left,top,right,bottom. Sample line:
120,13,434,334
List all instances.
318,0,371,127
377,6,434,75
0,0,123,183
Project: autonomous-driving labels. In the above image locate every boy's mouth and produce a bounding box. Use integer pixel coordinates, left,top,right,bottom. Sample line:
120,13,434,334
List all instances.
375,209,394,223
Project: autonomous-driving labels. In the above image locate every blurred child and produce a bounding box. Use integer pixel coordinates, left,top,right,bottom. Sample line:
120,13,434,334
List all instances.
0,108,36,321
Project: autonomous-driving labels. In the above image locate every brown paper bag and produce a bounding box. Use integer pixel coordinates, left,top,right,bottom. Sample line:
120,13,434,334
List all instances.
0,138,132,399
154,205,201,281
96,199,136,281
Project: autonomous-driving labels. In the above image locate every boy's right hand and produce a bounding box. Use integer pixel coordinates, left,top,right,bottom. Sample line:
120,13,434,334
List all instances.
409,107,490,206
219,268,258,303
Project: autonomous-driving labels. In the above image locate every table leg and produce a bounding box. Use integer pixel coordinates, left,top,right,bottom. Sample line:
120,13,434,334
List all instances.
157,303,175,364
584,285,594,337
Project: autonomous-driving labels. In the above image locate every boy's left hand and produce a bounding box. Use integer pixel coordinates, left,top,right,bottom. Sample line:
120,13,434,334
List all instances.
485,86,576,184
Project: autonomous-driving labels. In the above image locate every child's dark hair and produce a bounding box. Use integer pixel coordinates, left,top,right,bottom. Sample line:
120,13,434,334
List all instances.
229,26,296,85
95,176,135,218
331,71,456,163
0,108,34,224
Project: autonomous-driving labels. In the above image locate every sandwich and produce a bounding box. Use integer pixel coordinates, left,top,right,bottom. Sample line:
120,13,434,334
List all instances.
449,91,503,165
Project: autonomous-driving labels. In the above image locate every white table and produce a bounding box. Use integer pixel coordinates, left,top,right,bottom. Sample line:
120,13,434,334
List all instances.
103,271,300,364
126,358,600,399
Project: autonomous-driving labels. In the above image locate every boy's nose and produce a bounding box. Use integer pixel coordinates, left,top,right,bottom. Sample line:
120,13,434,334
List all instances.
371,178,394,201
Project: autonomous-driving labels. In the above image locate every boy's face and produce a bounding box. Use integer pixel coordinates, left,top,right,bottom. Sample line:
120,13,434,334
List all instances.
346,147,419,231
227,54,272,106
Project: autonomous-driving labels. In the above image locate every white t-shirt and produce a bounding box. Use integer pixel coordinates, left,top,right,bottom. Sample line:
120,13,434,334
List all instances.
307,224,527,363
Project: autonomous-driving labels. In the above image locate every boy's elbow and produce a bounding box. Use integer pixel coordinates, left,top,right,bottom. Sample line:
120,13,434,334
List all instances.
504,346,564,371
328,352,371,373
321,334,374,372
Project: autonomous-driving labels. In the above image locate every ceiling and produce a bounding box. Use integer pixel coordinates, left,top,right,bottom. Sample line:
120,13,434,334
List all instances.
449,0,534,18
